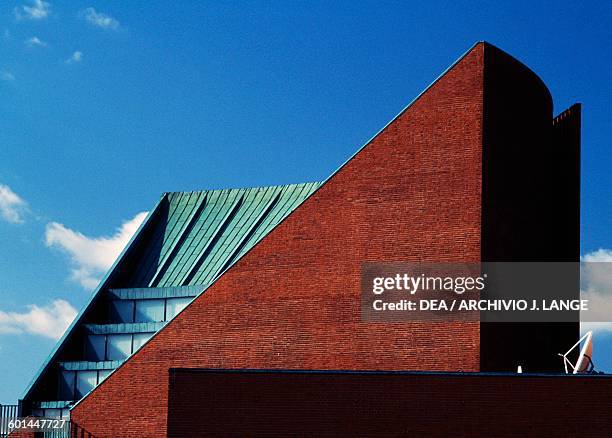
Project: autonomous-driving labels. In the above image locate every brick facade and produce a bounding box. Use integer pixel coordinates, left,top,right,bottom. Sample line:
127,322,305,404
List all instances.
168,369,612,437
69,42,580,436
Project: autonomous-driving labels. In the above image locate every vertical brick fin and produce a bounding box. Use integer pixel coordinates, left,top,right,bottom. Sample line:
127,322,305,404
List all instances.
71,44,486,437
551,103,581,261
479,44,579,372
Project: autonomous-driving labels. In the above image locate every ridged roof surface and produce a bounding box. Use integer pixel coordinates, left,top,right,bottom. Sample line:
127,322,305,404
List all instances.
122,182,321,288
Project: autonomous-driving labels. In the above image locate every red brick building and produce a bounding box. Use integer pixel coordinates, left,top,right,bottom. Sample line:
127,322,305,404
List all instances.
167,369,612,437
17,42,596,437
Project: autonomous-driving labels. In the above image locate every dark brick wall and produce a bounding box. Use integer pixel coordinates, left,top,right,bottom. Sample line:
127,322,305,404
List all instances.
167,369,612,437
479,44,580,372
71,43,485,437
551,102,581,261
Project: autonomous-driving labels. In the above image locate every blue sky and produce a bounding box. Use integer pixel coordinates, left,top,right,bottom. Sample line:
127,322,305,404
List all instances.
0,0,610,404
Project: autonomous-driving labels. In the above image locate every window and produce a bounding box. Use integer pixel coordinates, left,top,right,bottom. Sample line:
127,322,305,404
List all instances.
98,369,112,383
132,332,153,352
135,299,165,322
46,409,62,419
166,297,192,319
85,334,106,361
76,371,97,398
58,370,75,400
106,334,132,360
109,300,134,323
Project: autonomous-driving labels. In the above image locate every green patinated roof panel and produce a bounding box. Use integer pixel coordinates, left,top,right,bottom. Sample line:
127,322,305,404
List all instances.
122,182,321,289
59,361,123,371
84,322,165,334
107,285,203,300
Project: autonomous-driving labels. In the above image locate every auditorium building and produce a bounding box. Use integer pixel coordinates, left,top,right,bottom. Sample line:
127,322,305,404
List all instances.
15,42,612,437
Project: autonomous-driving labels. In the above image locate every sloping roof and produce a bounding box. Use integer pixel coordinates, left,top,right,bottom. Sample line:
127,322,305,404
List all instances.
122,183,321,288
22,182,321,405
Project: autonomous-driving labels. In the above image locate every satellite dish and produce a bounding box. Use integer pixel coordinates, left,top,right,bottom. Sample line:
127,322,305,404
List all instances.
559,331,594,374
575,331,593,373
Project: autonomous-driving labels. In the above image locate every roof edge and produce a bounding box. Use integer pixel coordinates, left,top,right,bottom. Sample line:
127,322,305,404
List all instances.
168,367,610,378
163,181,321,196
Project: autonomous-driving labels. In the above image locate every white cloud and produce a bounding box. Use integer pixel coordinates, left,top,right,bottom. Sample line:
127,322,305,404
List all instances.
81,7,119,31
0,299,77,340
582,248,612,263
0,184,27,223
45,212,148,289
1,71,15,81
25,36,47,48
65,50,82,64
581,248,612,335
14,0,51,21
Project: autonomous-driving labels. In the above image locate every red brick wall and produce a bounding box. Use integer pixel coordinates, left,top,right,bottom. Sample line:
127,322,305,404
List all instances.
71,44,485,437
168,369,612,437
